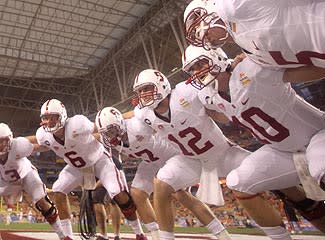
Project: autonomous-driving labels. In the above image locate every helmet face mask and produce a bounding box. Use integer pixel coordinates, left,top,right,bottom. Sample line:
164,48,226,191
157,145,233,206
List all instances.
0,137,11,163
99,124,124,147
182,45,230,90
185,56,221,90
0,123,13,164
40,99,67,133
133,83,162,109
133,69,171,109
184,1,228,50
40,114,62,133
95,107,127,148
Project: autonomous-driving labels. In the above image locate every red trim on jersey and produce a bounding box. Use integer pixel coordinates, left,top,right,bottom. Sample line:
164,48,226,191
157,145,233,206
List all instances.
104,152,125,192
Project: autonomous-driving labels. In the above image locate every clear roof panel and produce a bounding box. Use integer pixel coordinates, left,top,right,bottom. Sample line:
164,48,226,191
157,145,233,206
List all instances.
0,0,157,78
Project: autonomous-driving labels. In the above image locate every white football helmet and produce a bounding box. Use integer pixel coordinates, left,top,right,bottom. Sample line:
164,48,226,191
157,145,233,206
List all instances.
95,107,127,148
184,0,228,50
0,123,13,161
182,45,231,89
133,69,171,109
40,99,67,133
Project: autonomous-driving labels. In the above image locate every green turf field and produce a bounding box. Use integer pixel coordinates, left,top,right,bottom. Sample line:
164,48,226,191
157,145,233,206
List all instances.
0,222,323,236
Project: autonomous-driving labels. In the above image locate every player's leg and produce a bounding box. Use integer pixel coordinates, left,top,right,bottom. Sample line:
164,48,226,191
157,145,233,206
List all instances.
1,185,23,226
95,156,147,240
131,187,159,239
173,190,230,239
131,160,165,240
92,184,109,240
108,202,122,240
226,146,300,240
276,186,325,233
306,129,325,188
153,178,175,240
155,155,230,240
24,168,68,240
52,165,83,239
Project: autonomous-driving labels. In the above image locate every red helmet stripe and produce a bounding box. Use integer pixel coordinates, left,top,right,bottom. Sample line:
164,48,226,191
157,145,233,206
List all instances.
97,110,103,128
45,100,51,111
135,74,139,84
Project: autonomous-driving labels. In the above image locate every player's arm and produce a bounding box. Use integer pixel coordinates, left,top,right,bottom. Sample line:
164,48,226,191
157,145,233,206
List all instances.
205,108,230,124
25,135,38,144
92,122,102,141
93,132,101,141
283,66,325,83
32,144,49,153
25,135,49,153
122,110,134,119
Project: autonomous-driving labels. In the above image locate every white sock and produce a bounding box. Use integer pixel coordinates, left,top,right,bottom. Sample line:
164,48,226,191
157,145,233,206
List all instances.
60,218,73,238
128,219,144,235
260,226,292,240
97,233,108,239
159,230,174,240
50,219,65,239
144,221,159,232
206,218,225,236
150,230,160,240
215,229,232,240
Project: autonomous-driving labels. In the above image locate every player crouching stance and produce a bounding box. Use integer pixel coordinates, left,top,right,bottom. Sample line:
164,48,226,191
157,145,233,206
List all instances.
0,123,69,240
30,99,147,240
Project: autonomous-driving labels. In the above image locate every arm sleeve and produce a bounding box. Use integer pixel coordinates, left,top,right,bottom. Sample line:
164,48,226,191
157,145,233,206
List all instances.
13,137,34,158
197,85,222,111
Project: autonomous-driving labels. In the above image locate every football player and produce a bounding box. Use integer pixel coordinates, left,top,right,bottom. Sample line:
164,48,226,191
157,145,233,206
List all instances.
183,0,325,69
132,69,262,240
95,106,231,240
182,44,325,234
28,99,147,240
0,123,69,240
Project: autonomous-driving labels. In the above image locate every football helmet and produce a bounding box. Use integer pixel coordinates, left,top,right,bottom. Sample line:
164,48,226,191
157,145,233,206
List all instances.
40,99,67,133
182,45,231,89
184,0,228,50
133,69,171,109
95,107,127,148
0,123,13,161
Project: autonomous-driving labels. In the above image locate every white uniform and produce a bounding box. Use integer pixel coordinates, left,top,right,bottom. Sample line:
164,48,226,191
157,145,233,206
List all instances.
0,137,46,203
201,57,325,192
213,0,325,68
135,82,249,193
114,117,179,195
36,115,127,198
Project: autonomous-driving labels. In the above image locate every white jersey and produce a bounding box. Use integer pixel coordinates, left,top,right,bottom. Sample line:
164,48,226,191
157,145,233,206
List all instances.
0,137,33,182
214,0,325,68
204,57,325,152
115,117,178,162
36,115,105,169
134,81,230,160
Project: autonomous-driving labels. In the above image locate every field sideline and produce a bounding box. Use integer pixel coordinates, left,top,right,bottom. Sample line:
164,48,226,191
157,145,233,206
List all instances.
0,223,324,236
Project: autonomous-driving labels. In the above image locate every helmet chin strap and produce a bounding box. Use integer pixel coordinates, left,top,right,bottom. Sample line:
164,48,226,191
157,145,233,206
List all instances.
213,79,218,91
0,152,8,165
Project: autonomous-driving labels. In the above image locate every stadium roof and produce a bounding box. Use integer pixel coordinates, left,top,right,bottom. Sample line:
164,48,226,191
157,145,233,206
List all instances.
0,0,191,135
0,0,324,136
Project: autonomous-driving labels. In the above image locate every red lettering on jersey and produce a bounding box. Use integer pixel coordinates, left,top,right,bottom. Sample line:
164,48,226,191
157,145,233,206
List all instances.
270,51,325,66
232,107,290,144
134,149,159,162
65,151,87,168
168,127,214,156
